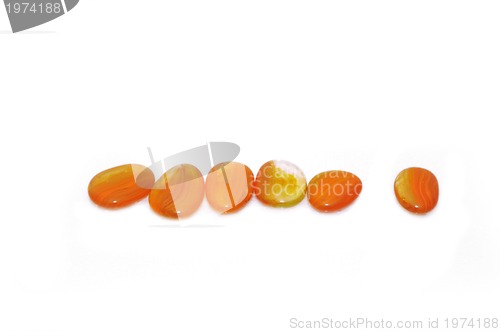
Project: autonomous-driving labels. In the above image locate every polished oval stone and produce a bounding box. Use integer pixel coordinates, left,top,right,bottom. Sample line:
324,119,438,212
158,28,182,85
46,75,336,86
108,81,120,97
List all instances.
307,170,362,212
254,160,307,207
88,164,155,208
148,164,204,219
206,162,254,214
394,167,439,214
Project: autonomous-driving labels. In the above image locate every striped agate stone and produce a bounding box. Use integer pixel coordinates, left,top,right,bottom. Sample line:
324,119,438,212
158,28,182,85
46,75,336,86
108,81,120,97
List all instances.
205,162,254,214
254,160,307,207
88,164,155,208
148,164,204,219
394,167,439,214
307,170,362,212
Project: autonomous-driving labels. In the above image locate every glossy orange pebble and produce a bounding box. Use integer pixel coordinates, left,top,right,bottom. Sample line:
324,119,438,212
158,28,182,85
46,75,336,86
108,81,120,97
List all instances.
88,164,155,208
206,162,254,213
394,167,439,214
148,164,204,219
254,160,307,207
307,171,362,212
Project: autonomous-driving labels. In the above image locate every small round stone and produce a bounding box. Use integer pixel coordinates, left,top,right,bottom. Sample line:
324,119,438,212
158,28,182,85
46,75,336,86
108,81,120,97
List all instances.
149,164,204,219
307,170,362,212
88,164,155,208
205,162,254,214
394,167,439,214
254,160,307,207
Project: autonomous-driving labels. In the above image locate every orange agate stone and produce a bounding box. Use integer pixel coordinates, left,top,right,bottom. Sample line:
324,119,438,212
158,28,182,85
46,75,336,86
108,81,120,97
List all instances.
254,160,307,207
394,167,439,214
88,164,155,208
205,162,254,213
307,171,362,212
148,164,204,219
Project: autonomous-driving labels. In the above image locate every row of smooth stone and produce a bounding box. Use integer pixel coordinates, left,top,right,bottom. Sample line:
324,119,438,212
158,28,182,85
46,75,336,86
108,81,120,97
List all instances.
88,160,439,218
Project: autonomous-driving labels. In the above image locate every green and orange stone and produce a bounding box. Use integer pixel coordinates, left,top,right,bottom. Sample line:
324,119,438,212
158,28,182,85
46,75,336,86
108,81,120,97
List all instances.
394,167,439,214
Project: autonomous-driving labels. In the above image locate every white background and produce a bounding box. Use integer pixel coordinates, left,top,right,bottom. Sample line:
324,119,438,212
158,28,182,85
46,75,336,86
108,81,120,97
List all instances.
1,1,499,331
